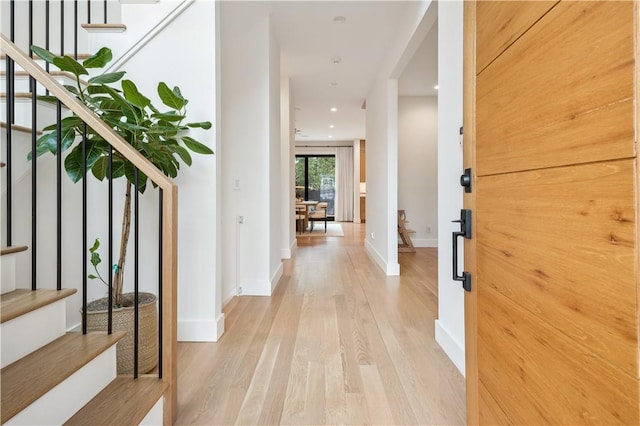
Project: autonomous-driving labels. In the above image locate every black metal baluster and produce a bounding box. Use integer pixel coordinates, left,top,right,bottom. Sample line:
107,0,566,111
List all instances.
82,123,88,334
9,0,15,123
103,0,107,24
87,0,91,24
45,0,50,93
28,1,33,58
56,101,62,291
5,56,13,247
74,0,78,59
108,145,113,334
10,0,15,41
134,168,139,378
60,0,64,56
158,189,163,379
30,79,38,290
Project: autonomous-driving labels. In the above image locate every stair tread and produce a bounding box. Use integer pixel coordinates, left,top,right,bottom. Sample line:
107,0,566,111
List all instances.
65,376,167,425
1,53,92,60
81,23,127,29
0,121,44,135
1,288,77,323
1,245,28,256
0,70,89,85
1,331,125,423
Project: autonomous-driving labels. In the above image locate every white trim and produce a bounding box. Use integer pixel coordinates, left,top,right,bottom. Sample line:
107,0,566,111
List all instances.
178,317,223,342
104,0,195,73
412,238,438,248
271,262,284,293
281,238,297,259
140,395,164,426
435,319,465,376
365,239,400,276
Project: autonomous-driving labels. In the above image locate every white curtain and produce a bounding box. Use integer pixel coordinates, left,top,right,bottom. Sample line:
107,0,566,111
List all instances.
335,147,354,221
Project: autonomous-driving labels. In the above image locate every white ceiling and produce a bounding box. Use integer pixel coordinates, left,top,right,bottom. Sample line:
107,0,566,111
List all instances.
221,1,438,143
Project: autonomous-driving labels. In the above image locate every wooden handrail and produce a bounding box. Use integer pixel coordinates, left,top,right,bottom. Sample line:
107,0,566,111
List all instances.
0,34,174,192
0,34,178,424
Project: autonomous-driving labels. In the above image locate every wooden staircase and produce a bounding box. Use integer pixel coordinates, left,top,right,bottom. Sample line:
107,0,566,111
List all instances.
1,2,173,424
0,248,167,425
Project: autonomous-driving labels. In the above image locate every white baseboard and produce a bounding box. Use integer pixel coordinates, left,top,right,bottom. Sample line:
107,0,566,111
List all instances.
364,239,400,276
412,238,438,248
435,319,465,376
281,238,297,259
178,316,224,342
271,262,283,293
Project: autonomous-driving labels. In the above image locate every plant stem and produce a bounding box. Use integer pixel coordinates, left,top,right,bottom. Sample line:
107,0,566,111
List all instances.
113,181,132,306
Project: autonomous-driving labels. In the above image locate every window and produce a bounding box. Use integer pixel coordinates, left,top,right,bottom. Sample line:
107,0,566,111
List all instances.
295,155,335,216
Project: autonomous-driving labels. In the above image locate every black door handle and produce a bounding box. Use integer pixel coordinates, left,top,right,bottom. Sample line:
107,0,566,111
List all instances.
452,209,472,292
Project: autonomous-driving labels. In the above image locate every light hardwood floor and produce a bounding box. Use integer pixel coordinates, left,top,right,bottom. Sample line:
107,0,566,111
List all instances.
176,223,466,425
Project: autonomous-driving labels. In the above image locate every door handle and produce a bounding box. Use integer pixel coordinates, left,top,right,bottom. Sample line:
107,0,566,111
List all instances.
452,209,472,292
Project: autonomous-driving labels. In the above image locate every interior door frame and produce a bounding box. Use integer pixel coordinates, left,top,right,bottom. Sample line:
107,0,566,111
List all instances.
462,1,478,423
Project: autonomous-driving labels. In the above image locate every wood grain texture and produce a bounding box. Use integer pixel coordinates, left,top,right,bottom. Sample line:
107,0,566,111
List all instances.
1,288,76,323
476,1,558,73
478,285,639,424
0,245,28,256
476,160,637,377
1,332,124,423
175,224,465,425
476,1,635,176
463,1,479,424
64,377,167,426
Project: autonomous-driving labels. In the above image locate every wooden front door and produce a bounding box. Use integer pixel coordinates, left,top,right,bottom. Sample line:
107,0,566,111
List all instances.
464,1,639,423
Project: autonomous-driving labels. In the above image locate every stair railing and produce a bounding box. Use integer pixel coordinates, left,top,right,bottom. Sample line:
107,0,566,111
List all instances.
0,34,178,424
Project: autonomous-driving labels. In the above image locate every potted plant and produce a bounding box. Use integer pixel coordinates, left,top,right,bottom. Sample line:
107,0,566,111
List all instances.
30,45,213,374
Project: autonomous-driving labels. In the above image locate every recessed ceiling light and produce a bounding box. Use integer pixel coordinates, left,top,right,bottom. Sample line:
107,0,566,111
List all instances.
330,107,337,112
434,85,439,90
333,16,346,23
331,56,342,65
329,124,335,129
328,135,333,138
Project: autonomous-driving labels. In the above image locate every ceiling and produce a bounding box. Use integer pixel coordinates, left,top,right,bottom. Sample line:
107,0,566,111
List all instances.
221,1,438,143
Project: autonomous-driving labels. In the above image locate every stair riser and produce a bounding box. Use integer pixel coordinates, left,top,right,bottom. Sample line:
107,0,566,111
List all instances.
0,74,81,95
1,254,17,294
1,128,41,197
4,346,117,425
1,299,67,368
1,98,71,130
140,397,164,426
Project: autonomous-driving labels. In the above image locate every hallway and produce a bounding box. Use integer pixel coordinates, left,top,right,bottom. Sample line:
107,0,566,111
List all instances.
176,223,465,425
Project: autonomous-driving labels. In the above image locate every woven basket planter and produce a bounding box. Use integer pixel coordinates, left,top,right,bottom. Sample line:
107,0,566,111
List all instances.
85,292,158,375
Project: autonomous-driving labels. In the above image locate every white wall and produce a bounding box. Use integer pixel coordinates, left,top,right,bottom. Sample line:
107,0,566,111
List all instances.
280,78,296,259
398,96,438,247
364,0,435,276
221,8,281,301
435,0,465,375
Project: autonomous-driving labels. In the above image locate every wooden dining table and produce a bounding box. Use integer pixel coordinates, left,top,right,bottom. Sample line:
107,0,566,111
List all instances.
295,200,318,232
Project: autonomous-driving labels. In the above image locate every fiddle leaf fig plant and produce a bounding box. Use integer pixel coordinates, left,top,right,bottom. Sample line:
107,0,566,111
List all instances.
30,45,213,307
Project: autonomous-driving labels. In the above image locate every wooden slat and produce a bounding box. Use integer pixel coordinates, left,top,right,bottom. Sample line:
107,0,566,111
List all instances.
477,286,639,424
0,122,43,135
1,289,76,324
0,92,32,99
0,245,28,256
0,70,89,86
476,1,558,74
1,332,125,423
64,377,167,425
81,23,127,32
476,1,635,176
477,160,637,377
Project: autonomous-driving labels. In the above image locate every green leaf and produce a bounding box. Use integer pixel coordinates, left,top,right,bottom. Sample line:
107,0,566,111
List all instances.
157,82,185,110
63,85,80,96
87,85,113,95
103,85,141,123
186,121,212,130
91,157,108,180
89,238,100,253
53,56,88,77
83,47,113,69
88,274,98,280
31,45,56,64
171,144,192,166
122,80,150,109
64,140,106,182
182,136,214,155
88,71,126,85
91,251,101,267
124,162,148,193
37,95,59,104
151,112,185,122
